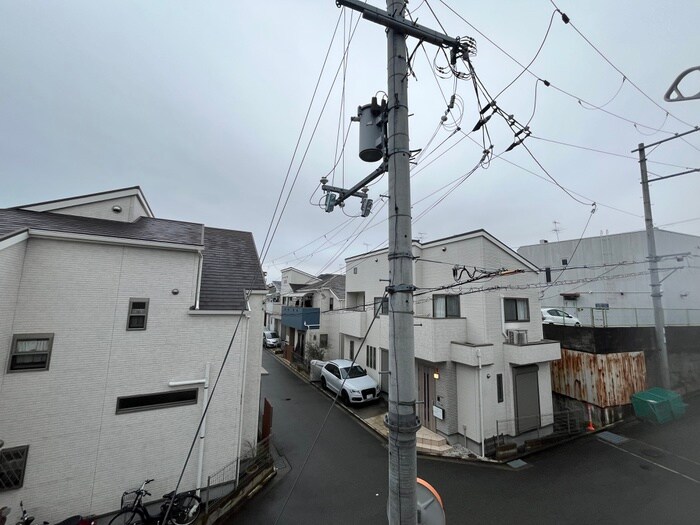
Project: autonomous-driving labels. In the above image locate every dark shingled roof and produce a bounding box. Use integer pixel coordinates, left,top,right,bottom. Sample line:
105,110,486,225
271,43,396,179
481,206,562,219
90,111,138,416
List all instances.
296,273,345,298
1,208,266,311
0,208,203,245
198,227,267,310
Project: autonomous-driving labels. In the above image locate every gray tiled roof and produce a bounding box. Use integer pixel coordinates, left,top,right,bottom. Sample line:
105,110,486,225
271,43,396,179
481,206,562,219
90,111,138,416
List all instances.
199,227,267,310
0,208,203,245
1,208,266,311
297,273,345,298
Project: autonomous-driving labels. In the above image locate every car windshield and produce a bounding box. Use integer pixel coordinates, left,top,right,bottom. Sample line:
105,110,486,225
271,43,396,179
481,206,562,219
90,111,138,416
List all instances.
341,365,366,379
266,331,278,338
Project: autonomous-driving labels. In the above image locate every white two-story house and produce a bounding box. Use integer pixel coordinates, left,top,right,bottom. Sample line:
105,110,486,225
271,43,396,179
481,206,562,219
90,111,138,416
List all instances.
0,187,267,520
339,230,561,455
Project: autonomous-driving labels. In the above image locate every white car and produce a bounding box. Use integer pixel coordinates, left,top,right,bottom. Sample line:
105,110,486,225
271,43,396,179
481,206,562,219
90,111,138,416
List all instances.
320,359,380,404
263,330,280,348
541,308,582,326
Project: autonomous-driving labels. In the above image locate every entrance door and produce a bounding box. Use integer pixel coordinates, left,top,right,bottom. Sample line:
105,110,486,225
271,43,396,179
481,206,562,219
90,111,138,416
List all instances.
380,348,389,393
417,363,436,431
513,365,540,434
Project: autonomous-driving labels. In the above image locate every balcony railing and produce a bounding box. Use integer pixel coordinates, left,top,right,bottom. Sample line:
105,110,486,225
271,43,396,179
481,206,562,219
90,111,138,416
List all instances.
339,309,367,338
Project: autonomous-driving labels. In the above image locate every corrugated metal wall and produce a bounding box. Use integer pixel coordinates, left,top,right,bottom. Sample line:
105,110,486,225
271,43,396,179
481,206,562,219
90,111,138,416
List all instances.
551,348,647,407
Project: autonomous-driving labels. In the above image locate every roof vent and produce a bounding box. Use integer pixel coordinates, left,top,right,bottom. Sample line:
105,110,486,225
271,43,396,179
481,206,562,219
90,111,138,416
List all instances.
112,205,123,214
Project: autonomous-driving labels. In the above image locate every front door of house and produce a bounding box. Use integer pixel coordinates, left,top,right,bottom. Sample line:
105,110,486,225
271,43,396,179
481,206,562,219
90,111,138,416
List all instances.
513,365,540,434
417,362,436,431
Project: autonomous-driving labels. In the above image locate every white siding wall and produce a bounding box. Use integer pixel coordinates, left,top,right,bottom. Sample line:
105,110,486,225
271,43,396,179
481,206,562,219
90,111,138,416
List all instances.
0,238,260,520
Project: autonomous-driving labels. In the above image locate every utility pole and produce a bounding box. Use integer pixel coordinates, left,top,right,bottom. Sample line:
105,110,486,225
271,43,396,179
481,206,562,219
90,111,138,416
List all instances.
634,126,700,390
638,143,671,389
324,2,474,522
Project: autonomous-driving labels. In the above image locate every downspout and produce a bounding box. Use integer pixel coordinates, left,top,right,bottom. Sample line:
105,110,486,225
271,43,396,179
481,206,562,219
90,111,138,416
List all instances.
194,252,204,309
234,308,251,485
167,362,210,495
477,348,485,458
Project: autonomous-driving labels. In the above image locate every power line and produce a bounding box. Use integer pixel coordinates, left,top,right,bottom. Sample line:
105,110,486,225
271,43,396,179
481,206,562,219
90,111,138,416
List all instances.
548,0,696,129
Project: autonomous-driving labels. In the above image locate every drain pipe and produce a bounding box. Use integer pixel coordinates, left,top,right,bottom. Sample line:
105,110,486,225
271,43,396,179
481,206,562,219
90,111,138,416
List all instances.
168,362,210,494
234,311,251,485
477,349,485,458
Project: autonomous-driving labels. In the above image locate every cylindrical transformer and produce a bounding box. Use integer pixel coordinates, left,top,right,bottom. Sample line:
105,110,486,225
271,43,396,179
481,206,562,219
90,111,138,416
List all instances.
357,99,384,162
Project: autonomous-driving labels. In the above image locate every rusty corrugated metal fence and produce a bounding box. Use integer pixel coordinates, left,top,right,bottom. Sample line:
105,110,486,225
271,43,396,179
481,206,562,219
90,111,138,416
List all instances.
551,348,647,407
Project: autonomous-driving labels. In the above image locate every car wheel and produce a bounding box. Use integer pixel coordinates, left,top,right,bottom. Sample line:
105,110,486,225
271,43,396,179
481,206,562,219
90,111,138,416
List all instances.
341,390,350,405
575,322,581,327
321,376,327,390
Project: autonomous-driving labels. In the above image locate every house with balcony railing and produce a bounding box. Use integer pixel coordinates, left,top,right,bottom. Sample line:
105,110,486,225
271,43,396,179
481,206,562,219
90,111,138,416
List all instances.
273,268,345,363
339,230,561,455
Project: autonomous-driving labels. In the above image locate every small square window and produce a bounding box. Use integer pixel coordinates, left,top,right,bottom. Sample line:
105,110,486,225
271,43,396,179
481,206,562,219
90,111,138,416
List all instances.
0,445,29,491
374,297,389,315
433,295,460,318
8,334,54,372
127,298,149,330
353,267,358,274
504,298,530,322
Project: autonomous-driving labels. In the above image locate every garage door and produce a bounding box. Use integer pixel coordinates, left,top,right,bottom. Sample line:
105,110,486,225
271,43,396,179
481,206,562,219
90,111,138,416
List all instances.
514,365,540,434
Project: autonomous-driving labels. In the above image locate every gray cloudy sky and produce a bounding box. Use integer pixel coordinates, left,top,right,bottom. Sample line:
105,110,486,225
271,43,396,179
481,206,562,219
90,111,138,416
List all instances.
2,1,699,281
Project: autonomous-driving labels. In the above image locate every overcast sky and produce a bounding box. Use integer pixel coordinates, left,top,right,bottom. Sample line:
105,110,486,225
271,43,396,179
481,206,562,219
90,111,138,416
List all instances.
2,1,699,281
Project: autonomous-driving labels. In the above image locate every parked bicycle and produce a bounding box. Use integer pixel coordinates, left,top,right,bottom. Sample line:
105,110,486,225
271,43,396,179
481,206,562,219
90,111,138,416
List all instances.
109,479,201,525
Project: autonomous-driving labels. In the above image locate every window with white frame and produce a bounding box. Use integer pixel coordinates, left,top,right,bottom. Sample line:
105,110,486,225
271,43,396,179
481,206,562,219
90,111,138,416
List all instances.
504,297,530,322
8,334,54,372
127,298,149,330
432,295,460,318
366,345,377,369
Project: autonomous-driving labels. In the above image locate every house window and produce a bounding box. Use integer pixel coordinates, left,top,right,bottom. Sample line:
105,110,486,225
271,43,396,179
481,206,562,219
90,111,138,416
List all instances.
0,445,29,491
497,374,504,403
116,389,198,414
353,267,358,274
127,298,149,330
433,295,460,318
8,334,54,372
374,297,388,315
329,297,334,311
504,298,530,322
366,345,377,369
320,334,329,348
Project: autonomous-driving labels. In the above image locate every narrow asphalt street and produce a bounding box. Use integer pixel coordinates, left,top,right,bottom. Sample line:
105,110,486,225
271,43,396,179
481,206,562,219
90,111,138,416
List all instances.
234,350,700,524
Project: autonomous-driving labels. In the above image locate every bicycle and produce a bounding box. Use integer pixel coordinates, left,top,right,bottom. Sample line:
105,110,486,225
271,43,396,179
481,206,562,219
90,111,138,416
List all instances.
108,479,201,525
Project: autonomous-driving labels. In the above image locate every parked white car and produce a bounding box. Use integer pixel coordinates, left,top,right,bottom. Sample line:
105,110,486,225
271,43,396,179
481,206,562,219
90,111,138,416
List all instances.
320,359,380,404
541,308,582,326
263,330,280,348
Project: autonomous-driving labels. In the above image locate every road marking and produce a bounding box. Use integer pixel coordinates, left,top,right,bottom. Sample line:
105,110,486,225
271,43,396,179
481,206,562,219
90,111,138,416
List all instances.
621,437,700,468
600,440,700,484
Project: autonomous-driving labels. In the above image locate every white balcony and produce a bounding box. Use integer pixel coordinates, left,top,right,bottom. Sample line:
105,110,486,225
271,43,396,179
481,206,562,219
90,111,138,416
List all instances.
450,342,495,367
339,309,367,338
414,316,468,363
265,302,281,317
503,339,561,365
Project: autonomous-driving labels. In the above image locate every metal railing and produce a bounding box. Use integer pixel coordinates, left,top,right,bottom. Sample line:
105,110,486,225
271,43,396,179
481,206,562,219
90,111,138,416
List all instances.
204,435,274,511
490,407,585,455
545,306,700,327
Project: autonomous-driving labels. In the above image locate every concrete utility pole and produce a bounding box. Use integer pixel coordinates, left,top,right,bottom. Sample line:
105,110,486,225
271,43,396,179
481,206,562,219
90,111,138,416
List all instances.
325,1,474,522
634,126,700,390
637,143,671,389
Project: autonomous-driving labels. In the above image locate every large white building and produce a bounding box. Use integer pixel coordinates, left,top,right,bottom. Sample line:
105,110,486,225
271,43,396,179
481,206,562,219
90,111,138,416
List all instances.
518,229,700,326
338,230,561,454
0,188,267,520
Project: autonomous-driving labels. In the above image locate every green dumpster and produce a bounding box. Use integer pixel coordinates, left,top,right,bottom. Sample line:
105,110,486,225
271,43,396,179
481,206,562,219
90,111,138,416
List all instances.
631,388,686,424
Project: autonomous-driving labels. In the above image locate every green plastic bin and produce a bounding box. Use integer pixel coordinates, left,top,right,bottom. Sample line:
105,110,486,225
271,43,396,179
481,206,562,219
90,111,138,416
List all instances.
631,388,686,424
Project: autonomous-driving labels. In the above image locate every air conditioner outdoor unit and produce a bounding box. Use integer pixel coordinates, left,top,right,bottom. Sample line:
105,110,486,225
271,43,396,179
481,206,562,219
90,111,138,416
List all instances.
516,330,528,345
506,329,517,345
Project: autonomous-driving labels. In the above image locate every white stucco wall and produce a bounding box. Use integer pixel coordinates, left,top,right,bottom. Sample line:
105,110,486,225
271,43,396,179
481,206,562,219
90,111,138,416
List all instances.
0,237,262,520
51,195,150,223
